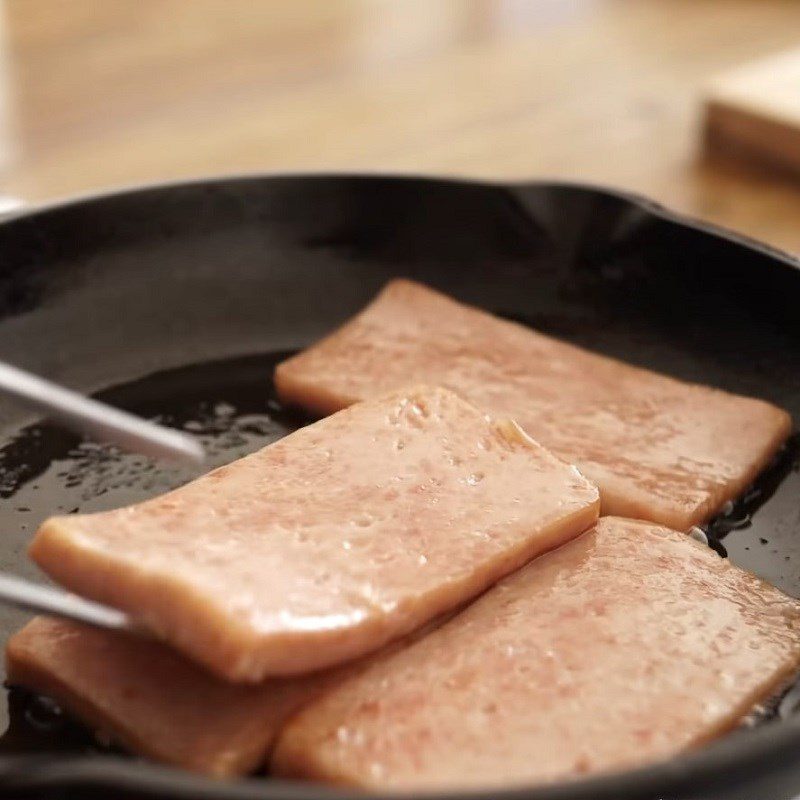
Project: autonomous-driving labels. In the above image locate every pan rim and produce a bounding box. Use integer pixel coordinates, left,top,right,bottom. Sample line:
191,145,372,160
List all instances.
1,171,799,800
4,169,800,273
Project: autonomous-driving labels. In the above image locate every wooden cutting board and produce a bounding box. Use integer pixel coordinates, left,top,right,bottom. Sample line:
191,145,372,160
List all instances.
705,48,800,175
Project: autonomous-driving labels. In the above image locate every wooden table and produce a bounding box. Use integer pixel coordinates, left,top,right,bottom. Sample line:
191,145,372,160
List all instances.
4,0,800,253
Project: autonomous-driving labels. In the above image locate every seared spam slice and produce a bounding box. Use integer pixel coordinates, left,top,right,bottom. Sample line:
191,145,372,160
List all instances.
6,617,332,777
271,517,800,791
29,386,599,682
275,279,791,529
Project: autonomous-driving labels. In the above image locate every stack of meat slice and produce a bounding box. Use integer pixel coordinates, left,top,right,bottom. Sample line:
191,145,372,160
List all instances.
27,385,600,682
10,385,600,774
7,281,799,790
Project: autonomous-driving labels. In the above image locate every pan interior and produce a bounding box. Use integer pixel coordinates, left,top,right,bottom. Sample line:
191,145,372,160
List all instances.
0,176,798,797
0,343,798,762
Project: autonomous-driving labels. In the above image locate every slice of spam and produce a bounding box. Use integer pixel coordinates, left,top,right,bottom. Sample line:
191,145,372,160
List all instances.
29,386,599,682
271,517,800,791
5,617,331,777
5,610,454,777
275,280,792,529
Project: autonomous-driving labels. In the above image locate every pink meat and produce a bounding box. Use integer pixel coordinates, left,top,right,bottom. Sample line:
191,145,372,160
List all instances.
29,386,599,682
6,617,331,776
5,610,453,776
271,517,800,791
275,279,791,529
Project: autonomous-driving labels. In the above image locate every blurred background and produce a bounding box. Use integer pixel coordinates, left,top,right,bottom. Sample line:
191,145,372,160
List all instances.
1,1,800,250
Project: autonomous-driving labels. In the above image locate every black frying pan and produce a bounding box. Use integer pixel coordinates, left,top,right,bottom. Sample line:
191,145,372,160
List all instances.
0,175,798,800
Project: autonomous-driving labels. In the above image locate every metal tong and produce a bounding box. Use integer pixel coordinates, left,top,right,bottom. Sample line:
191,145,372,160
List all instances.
0,358,206,636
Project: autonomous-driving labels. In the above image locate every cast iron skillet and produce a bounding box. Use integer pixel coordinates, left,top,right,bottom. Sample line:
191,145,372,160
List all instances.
0,174,799,800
